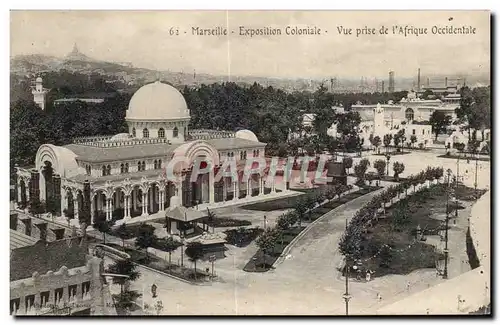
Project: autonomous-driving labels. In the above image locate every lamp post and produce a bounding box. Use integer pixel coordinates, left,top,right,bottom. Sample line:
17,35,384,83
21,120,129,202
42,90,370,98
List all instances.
342,218,351,315
385,154,391,177
443,169,452,279
180,232,185,267
455,156,459,218
264,215,267,230
474,152,479,199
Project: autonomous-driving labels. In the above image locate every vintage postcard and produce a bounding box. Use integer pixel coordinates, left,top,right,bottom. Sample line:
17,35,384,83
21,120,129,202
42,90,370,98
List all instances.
9,10,491,316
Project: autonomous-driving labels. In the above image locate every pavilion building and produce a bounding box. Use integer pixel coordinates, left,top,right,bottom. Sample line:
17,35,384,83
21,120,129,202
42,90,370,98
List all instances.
15,81,279,228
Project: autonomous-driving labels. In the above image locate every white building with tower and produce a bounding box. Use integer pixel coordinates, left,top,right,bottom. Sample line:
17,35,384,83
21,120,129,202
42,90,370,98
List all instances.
357,102,434,149
31,77,49,110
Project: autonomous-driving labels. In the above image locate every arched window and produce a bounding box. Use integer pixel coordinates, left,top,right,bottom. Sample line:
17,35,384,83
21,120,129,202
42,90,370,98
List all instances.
86,165,91,176
132,128,136,137
102,166,106,176
240,152,243,160
106,165,111,176
125,163,129,173
143,128,149,138
405,108,414,121
120,163,125,174
256,150,260,157
157,159,162,169
173,127,179,138
141,161,146,171
153,160,157,169
158,128,165,138
183,127,187,138
243,151,247,159
138,161,142,171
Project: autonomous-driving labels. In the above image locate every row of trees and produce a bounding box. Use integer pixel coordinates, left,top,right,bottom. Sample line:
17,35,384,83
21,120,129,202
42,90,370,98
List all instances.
352,158,406,185
339,166,445,261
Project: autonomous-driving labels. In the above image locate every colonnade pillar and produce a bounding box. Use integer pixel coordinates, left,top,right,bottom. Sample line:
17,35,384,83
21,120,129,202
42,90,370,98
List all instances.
124,195,131,219
141,193,148,216
233,181,238,201
73,196,79,222
209,171,215,204
159,191,165,211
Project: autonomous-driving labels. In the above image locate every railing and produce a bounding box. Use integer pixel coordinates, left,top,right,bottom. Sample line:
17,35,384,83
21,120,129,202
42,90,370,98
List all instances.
189,129,235,140
73,137,170,148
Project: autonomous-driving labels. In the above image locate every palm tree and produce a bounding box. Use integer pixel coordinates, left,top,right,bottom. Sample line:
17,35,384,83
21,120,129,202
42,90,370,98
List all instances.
206,208,216,233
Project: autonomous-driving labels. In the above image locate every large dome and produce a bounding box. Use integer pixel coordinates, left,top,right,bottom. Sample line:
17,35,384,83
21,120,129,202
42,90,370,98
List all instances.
126,81,190,121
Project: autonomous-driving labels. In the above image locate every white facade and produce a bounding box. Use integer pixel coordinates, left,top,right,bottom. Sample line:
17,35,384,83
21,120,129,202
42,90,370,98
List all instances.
352,90,458,125
358,103,433,149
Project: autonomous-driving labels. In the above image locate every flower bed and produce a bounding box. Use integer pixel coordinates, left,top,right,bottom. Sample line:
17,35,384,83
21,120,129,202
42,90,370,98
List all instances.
206,217,252,228
224,227,264,247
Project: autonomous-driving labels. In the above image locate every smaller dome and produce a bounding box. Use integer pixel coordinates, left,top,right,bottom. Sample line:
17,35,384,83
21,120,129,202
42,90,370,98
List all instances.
36,77,43,83
235,129,259,142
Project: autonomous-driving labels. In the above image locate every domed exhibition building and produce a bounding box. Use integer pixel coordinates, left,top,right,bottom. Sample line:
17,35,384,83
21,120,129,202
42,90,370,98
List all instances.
15,82,280,227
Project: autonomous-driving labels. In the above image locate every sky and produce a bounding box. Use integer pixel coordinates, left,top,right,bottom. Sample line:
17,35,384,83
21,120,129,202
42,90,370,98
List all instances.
10,10,491,79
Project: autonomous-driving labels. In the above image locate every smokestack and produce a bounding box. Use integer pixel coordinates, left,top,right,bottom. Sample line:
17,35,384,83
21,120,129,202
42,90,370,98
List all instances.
382,80,385,93
427,77,430,87
445,77,448,87
417,68,421,91
388,71,395,93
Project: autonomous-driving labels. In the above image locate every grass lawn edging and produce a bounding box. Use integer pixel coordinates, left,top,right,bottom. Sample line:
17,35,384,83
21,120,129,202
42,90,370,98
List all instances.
132,261,208,286
272,186,385,268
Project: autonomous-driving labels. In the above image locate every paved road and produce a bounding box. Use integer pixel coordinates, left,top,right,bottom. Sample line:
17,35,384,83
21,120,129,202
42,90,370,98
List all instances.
107,151,490,315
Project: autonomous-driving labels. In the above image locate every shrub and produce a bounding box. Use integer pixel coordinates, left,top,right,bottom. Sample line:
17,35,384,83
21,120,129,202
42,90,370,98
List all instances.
392,162,405,180
373,159,386,178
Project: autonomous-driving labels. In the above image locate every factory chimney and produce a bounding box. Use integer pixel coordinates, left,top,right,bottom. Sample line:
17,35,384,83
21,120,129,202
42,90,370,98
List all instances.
417,68,421,91
445,77,448,87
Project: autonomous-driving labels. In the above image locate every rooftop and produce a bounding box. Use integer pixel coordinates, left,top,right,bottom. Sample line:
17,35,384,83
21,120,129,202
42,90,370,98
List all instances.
10,229,37,251
65,137,265,164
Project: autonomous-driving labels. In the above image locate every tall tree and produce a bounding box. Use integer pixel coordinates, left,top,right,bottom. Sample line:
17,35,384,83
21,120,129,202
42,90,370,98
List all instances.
429,110,452,140
105,258,141,293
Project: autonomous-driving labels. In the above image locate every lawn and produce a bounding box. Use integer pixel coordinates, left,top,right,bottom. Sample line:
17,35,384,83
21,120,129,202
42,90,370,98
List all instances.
437,154,490,162
351,184,468,278
107,223,146,240
206,217,252,228
243,226,306,272
104,243,208,283
240,184,339,211
224,227,264,247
